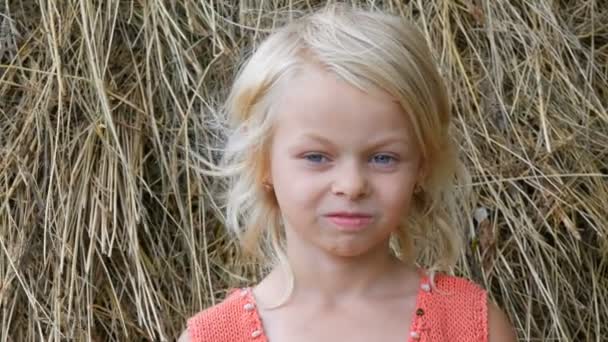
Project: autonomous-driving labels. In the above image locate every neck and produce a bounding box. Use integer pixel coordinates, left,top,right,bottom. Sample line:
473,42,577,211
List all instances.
270,230,417,302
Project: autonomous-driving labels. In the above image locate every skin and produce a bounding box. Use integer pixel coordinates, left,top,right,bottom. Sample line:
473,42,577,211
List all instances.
178,64,517,341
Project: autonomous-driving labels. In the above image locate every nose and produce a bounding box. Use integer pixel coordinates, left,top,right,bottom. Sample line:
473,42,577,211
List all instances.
331,160,369,199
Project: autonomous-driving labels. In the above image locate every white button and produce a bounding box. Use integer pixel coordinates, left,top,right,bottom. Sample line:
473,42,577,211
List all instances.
244,303,255,311
240,288,249,297
420,283,431,292
410,331,420,340
251,330,262,338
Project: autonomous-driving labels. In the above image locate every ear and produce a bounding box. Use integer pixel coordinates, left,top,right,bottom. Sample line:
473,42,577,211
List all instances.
262,168,273,185
416,156,428,185
260,147,273,185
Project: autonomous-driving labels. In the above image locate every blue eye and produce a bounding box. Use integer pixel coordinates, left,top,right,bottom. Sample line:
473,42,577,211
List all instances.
371,154,397,165
303,153,329,163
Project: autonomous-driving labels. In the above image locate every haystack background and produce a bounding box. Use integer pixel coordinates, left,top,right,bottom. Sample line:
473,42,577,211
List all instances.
1,0,606,341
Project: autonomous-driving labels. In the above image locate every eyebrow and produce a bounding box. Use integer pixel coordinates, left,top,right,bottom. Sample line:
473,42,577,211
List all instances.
299,133,411,149
300,133,334,145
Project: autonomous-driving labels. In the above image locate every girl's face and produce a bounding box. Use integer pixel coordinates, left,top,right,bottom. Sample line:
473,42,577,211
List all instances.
268,65,424,258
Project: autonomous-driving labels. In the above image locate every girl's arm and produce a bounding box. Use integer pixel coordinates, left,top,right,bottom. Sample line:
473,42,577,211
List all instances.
488,301,518,342
177,330,190,342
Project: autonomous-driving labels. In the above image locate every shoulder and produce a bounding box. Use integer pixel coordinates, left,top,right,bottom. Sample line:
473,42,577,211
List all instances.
430,272,488,304
429,272,488,317
185,288,251,342
424,272,516,341
420,272,488,340
177,329,190,342
487,300,517,342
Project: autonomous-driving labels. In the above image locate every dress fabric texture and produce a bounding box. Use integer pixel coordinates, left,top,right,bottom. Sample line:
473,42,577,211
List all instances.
187,271,488,342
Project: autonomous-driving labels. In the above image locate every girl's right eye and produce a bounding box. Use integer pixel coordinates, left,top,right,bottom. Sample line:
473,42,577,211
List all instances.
302,153,329,164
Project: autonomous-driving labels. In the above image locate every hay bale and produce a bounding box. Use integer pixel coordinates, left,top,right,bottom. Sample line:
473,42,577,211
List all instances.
0,1,606,340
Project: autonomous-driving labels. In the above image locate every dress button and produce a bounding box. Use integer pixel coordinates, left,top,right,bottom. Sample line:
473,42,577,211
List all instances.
240,288,249,297
244,303,255,311
410,331,420,340
416,308,424,316
420,283,431,292
251,330,263,338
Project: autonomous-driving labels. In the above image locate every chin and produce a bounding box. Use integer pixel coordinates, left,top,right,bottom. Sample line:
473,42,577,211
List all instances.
325,244,373,257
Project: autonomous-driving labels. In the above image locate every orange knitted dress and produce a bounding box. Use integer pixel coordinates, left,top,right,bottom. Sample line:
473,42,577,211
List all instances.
187,270,488,341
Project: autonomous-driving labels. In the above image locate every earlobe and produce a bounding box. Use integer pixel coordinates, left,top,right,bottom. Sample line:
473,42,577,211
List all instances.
413,157,425,195
417,158,428,185
262,180,274,191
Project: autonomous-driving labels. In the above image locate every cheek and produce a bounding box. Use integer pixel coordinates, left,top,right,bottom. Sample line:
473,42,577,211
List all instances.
378,179,416,210
271,161,319,208
276,173,323,209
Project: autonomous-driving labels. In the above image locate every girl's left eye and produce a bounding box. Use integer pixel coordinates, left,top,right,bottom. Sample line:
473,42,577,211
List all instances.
371,154,398,165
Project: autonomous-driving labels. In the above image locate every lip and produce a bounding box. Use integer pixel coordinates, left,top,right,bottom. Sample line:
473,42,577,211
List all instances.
325,211,372,217
324,212,373,232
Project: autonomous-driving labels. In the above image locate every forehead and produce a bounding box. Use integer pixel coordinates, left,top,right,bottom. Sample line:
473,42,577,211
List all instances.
273,66,415,142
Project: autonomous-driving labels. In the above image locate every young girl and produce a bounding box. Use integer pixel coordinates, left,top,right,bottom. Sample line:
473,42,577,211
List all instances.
181,4,516,342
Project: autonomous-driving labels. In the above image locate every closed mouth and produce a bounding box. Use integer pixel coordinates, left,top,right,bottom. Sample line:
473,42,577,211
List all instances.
324,214,374,231
325,212,372,218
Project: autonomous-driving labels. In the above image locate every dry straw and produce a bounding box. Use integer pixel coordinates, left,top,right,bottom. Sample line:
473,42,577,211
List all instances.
0,1,606,341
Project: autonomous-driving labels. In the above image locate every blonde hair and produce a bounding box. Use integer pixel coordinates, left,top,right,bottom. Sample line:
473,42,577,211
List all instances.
215,3,471,304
